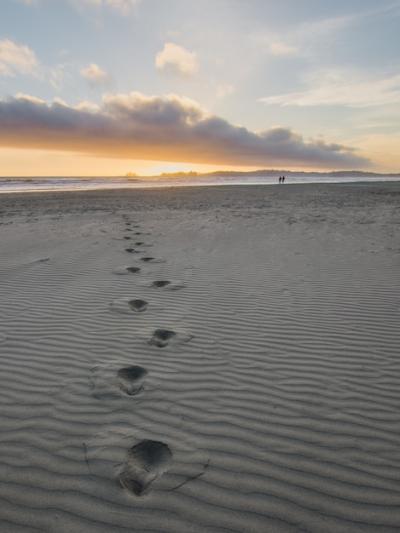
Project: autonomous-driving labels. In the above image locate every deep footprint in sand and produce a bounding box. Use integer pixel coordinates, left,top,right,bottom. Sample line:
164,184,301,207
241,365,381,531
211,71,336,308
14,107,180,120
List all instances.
88,429,209,494
110,297,148,314
149,280,185,290
119,440,173,496
128,299,148,312
126,266,141,273
149,328,176,347
124,236,132,240
152,280,171,288
113,266,141,275
90,362,150,399
117,365,148,396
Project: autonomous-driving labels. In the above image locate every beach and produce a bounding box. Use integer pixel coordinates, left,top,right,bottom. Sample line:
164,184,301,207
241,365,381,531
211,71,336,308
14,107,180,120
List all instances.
0,182,400,532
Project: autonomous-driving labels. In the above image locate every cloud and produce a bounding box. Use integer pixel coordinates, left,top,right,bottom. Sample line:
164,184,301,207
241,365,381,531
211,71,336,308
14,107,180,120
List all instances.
14,93,45,105
0,92,368,168
18,0,140,12
78,0,139,14
49,63,67,90
253,13,353,59
255,4,400,60
0,39,38,76
260,70,400,108
81,63,109,85
105,0,139,13
155,43,198,77
267,42,299,57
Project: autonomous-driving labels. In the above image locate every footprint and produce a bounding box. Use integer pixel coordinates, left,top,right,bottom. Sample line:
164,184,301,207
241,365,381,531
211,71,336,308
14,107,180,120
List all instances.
126,266,141,274
149,280,185,290
152,280,171,288
128,299,148,312
113,266,141,275
149,329,176,347
117,366,147,396
86,428,209,495
124,236,132,240
141,257,165,263
118,440,173,496
132,241,152,248
125,248,141,254
111,297,148,314
90,363,150,399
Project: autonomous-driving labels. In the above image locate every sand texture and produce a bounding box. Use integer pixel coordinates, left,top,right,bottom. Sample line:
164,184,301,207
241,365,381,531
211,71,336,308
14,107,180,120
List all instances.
0,183,400,532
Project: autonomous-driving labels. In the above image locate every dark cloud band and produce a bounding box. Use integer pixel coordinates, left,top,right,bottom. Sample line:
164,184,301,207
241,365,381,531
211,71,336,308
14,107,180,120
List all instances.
0,92,368,168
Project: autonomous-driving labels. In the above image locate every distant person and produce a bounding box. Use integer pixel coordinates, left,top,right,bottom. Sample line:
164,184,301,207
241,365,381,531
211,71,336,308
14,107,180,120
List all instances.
278,176,281,184
282,176,285,183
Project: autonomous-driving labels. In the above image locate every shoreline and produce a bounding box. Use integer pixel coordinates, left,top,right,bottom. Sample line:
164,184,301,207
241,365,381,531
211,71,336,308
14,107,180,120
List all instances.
1,178,400,196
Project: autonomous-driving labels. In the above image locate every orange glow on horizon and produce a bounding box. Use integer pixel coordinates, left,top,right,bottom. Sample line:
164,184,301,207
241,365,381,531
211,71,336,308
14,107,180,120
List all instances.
1,147,385,177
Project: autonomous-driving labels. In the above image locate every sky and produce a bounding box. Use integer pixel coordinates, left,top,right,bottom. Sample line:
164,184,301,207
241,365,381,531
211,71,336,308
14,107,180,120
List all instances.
0,0,399,176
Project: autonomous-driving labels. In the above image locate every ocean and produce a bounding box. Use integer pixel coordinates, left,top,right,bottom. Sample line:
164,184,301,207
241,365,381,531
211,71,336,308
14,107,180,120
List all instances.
1,174,400,193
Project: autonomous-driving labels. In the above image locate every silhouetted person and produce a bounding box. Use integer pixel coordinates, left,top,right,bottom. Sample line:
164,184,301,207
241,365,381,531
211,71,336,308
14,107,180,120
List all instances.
282,176,285,183
278,176,281,183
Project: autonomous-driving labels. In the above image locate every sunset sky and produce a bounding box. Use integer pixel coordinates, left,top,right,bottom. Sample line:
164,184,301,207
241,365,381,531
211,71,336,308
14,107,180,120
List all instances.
0,0,399,176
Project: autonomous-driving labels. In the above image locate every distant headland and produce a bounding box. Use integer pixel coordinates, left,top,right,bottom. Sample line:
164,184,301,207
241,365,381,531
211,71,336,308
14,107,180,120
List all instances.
126,169,400,179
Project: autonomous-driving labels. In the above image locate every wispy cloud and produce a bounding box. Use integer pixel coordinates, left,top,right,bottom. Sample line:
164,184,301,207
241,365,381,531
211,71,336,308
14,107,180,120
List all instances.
0,39,38,77
260,70,400,108
0,92,368,168
155,43,198,77
16,0,141,11
267,42,299,57
255,3,400,59
78,0,140,15
254,12,354,59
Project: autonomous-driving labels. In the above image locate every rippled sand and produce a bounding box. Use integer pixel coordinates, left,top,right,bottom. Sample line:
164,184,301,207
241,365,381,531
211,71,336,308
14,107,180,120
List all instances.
0,183,400,532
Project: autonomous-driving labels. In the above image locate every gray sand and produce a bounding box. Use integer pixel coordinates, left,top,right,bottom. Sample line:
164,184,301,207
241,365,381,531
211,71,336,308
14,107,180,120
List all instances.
0,183,400,532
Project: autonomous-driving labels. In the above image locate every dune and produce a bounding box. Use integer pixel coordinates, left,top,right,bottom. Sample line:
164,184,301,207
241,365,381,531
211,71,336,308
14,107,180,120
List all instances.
0,183,400,532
